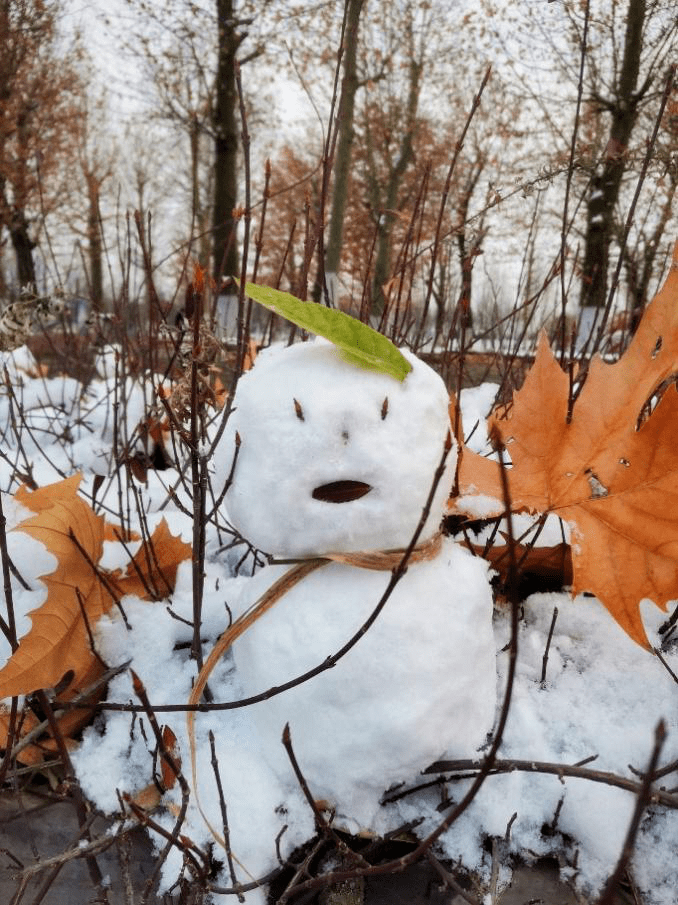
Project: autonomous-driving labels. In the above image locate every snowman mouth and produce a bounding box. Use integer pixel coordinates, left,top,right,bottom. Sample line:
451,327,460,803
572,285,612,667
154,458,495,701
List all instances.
312,480,372,503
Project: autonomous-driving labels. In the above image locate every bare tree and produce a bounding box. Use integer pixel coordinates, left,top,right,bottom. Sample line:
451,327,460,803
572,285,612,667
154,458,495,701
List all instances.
358,4,425,315
620,70,677,329
213,0,249,283
125,0,273,286
65,98,117,310
578,0,673,311
324,0,364,296
0,0,83,290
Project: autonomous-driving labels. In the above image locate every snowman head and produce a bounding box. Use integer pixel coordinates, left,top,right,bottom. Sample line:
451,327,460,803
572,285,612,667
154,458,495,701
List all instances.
220,339,455,558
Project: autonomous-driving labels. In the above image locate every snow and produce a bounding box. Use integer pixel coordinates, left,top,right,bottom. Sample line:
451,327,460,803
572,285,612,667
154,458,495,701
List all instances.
0,342,676,904
452,593,677,901
460,381,498,455
227,543,495,828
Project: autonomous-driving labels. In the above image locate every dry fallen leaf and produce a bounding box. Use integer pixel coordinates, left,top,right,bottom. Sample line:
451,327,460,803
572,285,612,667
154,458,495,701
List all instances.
108,517,192,602
0,656,103,766
0,475,112,700
160,725,181,791
456,242,678,647
463,540,573,599
0,475,191,760
242,338,259,372
131,724,182,812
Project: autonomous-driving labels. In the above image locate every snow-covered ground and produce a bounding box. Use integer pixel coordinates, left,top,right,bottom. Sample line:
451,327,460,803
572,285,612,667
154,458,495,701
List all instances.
0,341,676,904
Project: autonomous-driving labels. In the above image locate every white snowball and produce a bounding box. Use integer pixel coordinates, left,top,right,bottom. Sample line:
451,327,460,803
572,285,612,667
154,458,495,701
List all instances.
218,339,455,557
231,540,496,827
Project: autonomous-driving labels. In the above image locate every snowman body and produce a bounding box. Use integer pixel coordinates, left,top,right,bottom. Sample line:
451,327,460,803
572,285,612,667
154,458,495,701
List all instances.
221,340,496,822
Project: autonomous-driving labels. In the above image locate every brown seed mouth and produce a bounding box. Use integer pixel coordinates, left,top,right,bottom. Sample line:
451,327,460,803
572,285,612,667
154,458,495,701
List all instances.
312,480,372,503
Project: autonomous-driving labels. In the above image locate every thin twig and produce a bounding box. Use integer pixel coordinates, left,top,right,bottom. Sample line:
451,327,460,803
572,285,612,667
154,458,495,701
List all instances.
32,690,111,903
282,723,332,834
426,851,481,905
593,64,677,356
12,818,125,880
421,757,678,811
127,670,198,903
540,606,559,686
654,647,678,685
74,586,108,671
559,0,589,368
0,488,20,785
67,528,130,628
208,729,243,902
12,662,129,760
0,489,18,649
597,720,666,905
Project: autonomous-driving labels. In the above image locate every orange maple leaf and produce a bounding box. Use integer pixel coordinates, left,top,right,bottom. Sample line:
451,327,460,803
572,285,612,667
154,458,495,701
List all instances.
0,475,191,700
0,658,104,765
108,517,192,602
0,475,112,700
456,243,678,648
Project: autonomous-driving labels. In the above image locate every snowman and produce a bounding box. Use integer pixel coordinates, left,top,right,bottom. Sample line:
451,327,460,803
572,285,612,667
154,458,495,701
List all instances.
218,337,496,830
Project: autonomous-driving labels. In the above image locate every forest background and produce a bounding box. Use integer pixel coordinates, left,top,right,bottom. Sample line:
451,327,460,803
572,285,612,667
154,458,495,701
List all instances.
1,0,676,357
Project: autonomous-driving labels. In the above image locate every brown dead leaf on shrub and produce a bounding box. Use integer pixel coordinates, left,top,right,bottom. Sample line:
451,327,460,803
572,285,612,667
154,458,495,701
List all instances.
0,474,191,761
463,539,573,599
159,725,181,790
454,242,678,647
131,724,182,812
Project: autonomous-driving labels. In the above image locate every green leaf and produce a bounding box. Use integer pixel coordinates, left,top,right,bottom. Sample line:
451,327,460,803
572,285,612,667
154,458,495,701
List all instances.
239,282,412,382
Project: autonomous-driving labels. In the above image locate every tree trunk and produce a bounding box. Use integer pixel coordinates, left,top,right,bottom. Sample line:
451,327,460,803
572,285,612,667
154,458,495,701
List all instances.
579,0,646,309
456,232,474,332
4,104,37,289
8,205,36,288
86,173,103,310
324,0,364,298
625,169,677,333
212,0,241,284
454,162,485,333
190,112,200,233
370,56,422,315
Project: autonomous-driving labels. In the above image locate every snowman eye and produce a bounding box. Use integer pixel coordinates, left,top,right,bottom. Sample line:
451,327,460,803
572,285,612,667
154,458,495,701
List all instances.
293,398,305,421
381,397,389,420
